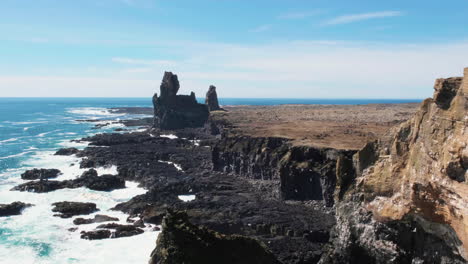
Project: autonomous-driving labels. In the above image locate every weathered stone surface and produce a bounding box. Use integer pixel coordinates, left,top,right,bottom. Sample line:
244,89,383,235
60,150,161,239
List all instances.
52,202,98,218
321,68,468,263
205,85,222,112
80,229,111,240
55,148,80,156
212,136,355,206
0,201,32,217
73,214,119,225
21,168,61,180
153,72,209,130
12,169,125,193
79,169,125,191
149,210,281,264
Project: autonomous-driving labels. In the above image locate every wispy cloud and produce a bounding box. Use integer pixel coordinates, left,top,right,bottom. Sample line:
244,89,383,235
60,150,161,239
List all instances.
112,57,177,66
322,11,403,25
277,10,323,20
249,24,271,33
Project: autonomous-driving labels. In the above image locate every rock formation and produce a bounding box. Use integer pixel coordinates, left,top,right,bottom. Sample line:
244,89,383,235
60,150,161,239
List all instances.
212,136,355,206
321,68,468,263
0,201,32,217
149,210,281,264
205,85,222,111
21,168,61,180
51,201,99,218
153,72,209,130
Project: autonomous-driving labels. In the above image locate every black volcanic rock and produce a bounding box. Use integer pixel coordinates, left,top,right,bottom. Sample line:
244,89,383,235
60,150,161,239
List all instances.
12,180,67,193
150,210,281,264
21,168,61,180
153,72,209,130
12,169,125,193
205,85,222,112
51,202,98,218
73,214,119,225
0,201,33,217
81,230,111,240
55,148,80,156
96,223,144,238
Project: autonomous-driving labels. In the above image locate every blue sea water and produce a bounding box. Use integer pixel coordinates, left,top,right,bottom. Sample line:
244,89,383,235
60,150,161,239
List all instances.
0,97,422,264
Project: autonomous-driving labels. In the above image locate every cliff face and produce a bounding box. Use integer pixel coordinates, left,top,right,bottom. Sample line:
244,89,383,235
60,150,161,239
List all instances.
153,72,209,130
321,68,468,263
212,136,355,206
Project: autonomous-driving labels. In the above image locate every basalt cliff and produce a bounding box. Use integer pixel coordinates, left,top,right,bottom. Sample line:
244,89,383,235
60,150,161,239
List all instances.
39,69,466,263
320,69,468,263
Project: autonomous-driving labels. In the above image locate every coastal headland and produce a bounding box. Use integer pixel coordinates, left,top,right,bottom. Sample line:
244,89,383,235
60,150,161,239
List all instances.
5,69,467,264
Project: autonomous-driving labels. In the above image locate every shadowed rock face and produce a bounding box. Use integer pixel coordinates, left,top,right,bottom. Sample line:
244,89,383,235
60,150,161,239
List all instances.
149,210,281,264
321,68,468,263
0,202,32,217
153,72,209,130
205,85,222,112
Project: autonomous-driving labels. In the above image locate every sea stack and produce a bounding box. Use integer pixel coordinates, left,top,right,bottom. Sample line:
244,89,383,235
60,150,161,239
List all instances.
205,85,222,111
152,72,209,130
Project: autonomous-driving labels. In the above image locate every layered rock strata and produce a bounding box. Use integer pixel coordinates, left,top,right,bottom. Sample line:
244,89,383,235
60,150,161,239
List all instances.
321,68,468,263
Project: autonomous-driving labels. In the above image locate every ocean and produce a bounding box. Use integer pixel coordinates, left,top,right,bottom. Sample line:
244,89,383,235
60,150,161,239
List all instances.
0,97,422,264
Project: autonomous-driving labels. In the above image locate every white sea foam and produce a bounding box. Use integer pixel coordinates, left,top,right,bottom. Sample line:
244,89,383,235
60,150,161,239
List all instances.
160,134,178,139
0,150,158,264
67,107,125,118
6,121,48,125
57,139,90,149
178,194,196,202
0,151,34,160
23,127,31,131
0,138,18,144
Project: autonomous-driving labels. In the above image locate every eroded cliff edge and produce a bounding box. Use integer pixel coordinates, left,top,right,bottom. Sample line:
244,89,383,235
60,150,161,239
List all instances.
320,69,468,263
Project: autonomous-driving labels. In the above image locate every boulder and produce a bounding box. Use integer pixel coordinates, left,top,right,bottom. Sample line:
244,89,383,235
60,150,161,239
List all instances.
79,169,125,191
96,223,144,238
205,85,222,112
80,230,111,240
21,168,61,180
149,210,281,264
11,180,66,193
73,214,119,225
52,202,98,218
0,202,33,217
153,72,209,130
54,148,80,156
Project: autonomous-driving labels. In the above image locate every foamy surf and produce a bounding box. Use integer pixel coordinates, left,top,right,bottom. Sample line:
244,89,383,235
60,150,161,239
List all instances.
67,107,125,118
0,150,157,264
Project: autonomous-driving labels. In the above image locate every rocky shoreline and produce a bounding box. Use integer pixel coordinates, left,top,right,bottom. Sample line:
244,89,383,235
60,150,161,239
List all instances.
6,70,467,263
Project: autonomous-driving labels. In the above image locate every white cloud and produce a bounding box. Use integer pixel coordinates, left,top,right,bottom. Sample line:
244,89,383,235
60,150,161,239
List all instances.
277,10,323,20
112,57,177,66
249,24,271,33
323,11,403,25
2,40,468,98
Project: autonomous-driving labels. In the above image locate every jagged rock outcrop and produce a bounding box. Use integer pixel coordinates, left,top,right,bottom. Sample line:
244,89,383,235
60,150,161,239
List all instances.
149,210,281,264
205,85,222,112
51,201,99,218
0,201,32,217
73,214,119,225
153,72,209,130
12,169,125,193
212,136,355,206
321,68,468,263
21,168,61,180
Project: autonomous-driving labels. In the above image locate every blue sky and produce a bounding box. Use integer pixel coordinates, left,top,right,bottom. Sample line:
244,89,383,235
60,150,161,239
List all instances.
1,0,468,98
